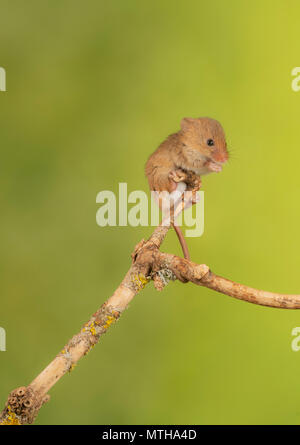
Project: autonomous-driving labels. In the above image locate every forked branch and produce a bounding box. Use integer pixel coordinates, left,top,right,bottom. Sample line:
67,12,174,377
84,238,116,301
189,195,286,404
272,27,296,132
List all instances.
1,218,300,425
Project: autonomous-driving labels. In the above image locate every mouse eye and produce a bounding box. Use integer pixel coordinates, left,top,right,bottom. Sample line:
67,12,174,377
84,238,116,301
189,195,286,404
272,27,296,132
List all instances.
207,139,214,147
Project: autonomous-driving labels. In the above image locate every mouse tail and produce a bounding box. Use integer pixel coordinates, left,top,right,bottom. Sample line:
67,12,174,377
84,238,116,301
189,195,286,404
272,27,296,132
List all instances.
172,223,190,260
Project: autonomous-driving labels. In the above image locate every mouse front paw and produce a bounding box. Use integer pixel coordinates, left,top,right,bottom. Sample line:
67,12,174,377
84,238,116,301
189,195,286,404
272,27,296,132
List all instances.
169,169,187,184
204,161,222,173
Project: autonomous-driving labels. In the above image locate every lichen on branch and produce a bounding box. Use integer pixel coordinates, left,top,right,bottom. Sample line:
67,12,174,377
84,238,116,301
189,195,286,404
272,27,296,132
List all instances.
1,204,300,425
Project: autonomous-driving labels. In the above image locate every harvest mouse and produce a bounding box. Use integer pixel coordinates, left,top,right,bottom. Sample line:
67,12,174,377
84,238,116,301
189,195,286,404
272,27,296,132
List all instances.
145,117,229,259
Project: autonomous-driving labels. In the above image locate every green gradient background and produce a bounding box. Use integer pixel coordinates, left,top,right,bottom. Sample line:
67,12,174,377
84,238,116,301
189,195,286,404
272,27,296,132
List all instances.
1,0,300,425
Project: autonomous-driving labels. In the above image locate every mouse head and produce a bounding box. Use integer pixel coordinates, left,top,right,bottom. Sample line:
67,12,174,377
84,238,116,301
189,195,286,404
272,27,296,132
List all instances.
180,117,228,172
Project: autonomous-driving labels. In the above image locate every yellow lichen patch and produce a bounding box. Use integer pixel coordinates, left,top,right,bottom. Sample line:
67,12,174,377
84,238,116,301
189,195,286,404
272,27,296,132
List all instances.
0,406,21,425
132,273,149,290
84,343,95,356
68,363,76,373
82,321,98,336
103,315,116,330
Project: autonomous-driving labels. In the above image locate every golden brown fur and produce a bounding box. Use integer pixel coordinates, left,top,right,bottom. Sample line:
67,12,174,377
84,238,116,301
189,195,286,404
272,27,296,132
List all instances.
145,117,228,260
145,117,228,193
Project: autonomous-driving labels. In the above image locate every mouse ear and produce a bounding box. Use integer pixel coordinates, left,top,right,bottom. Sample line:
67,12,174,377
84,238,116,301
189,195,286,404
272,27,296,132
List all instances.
180,117,195,131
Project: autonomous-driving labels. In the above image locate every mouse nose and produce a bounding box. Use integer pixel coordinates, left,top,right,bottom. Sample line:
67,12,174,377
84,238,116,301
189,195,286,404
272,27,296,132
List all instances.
213,150,228,163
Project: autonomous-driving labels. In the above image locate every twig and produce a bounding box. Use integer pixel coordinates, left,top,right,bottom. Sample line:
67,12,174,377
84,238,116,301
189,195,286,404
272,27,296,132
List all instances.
0,223,169,425
1,215,300,424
